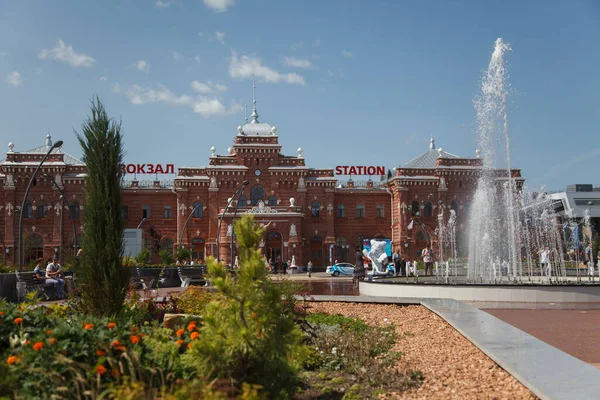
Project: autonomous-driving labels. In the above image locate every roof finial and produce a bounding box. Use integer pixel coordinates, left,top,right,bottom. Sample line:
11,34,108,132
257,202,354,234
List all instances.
251,75,259,123
429,137,435,150
244,102,248,122
46,130,53,147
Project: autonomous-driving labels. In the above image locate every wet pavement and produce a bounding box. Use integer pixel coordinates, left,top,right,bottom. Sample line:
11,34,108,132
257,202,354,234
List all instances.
483,307,600,368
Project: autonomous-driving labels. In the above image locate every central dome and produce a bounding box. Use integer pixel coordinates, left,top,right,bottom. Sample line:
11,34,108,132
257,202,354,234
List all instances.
239,121,275,136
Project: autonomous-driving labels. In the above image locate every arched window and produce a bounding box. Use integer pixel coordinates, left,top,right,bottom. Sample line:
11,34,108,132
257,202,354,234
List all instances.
451,200,459,214
337,204,345,218
26,233,44,263
268,196,277,207
23,202,33,219
411,201,420,216
424,201,433,217
161,238,174,252
376,204,384,218
335,237,349,262
250,185,265,206
311,201,320,217
238,196,247,207
36,203,48,218
69,201,80,219
193,201,203,218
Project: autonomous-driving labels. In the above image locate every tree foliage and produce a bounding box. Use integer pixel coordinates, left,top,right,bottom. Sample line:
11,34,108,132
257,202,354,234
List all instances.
75,97,128,316
184,214,305,398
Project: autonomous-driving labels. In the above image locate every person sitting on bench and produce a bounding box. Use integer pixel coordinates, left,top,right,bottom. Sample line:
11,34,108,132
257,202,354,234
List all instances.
45,255,65,299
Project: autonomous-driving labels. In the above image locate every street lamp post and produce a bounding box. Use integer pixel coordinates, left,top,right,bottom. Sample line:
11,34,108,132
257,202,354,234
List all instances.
43,174,78,259
230,181,249,269
179,203,203,249
18,140,63,270
216,180,249,262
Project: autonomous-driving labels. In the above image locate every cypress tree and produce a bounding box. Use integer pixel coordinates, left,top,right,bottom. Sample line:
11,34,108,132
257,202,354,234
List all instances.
75,97,127,315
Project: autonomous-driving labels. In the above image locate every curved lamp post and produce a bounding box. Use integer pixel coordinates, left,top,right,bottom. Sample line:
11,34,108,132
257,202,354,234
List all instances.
216,180,249,261
179,203,203,249
230,180,249,269
18,140,63,270
43,173,77,258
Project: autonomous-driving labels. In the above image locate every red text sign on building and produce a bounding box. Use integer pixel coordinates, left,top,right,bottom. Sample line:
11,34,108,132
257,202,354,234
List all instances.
335,166,386,176
120,164,175,174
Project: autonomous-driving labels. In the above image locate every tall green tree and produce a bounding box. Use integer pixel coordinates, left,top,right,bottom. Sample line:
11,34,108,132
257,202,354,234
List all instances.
75,97,127,316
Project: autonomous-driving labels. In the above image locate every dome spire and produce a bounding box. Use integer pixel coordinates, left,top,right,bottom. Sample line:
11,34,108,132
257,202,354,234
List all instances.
244,102,248,122
251,75,259,123
429,137,435,150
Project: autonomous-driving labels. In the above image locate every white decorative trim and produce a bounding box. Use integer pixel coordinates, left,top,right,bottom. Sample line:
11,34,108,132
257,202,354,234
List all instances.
246,200,278,214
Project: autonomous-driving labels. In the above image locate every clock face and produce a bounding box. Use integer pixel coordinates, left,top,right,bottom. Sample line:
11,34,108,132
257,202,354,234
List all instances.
254,169,262,177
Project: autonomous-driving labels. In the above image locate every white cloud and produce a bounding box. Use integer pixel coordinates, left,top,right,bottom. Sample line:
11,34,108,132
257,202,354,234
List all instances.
191,80,227,95
99,76,108,81
173,51,183,61
135,60,150,72
39,39,95,68
203,0,234,12
6,71,22,87
194,55,201,64
155,0,175,7
341,49,354,58
229,52,305,86
282,56,313,69
113,82,240,118
215,32,225,45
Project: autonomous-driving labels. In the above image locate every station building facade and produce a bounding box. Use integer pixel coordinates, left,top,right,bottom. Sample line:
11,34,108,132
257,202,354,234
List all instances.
0,103,523,267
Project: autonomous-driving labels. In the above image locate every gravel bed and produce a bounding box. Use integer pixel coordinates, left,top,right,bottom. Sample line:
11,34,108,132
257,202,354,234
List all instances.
307,302,537,400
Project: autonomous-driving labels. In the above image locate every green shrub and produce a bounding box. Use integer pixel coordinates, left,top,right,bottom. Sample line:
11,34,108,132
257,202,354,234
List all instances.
182,214,306,398
122,256,136,267
176,247,192,263
159,249,175,265
176,286,221,316
135,247,151,265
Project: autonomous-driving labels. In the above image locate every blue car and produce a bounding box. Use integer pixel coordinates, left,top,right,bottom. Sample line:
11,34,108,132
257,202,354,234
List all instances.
326,263,355,277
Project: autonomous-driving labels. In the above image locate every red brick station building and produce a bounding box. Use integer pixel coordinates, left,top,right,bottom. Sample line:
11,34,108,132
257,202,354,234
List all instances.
0,102,523,268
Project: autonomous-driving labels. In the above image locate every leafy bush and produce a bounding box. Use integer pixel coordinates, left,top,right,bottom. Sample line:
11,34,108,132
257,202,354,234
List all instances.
135,247,151,265
159,249,175,266
176,247,192,262
122,256,136,267
182,214,307,398
176,286,221,316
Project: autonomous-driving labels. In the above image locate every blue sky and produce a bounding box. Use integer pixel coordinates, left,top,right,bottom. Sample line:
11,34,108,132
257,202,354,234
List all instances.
0,0,598,190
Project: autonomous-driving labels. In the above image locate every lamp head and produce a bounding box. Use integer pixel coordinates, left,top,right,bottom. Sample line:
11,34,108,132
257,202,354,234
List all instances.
242,180,249,186
52,140,64,149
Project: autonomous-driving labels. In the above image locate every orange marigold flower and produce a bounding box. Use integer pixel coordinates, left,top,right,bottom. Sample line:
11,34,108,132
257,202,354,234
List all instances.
176,329,184,336
0,311,5,316
111,340,120,347
96,365,107,375
13,317,23,325
187,323,196,332
187,343,192,349
45,329,53,335
24,340,31,346
83,323,95,330
106,322,116,329
49,338,57,345
130,326,138,332
190,332,199,340
176,340,184,346
33,342,44,351
117,346,126,352
6,356,20,365
96,350,106,356
130,335,140,344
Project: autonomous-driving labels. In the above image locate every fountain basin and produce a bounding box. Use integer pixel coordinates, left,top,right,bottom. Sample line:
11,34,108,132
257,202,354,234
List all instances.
360,278,600,303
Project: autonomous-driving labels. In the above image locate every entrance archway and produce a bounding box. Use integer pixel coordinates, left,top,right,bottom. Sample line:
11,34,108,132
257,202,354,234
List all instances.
265,231,282,262
191,237,205,261
310,236,323,267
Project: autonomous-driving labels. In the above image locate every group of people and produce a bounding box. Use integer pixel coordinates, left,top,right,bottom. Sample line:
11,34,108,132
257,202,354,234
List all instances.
32,255,66,299
175,259,203,267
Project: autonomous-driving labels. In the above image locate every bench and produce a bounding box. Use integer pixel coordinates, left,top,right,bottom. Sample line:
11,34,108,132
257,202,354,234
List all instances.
177,267,207,288
130,268,155,290
15,271,52,301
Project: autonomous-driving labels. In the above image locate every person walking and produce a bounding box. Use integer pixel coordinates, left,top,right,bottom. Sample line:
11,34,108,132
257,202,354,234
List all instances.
307,260,313,278
422,245,434,276
392,249,400,277
353,247,365,286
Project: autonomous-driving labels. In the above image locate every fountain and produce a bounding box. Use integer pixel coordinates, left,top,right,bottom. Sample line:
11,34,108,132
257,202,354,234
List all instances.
359,38,600,302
